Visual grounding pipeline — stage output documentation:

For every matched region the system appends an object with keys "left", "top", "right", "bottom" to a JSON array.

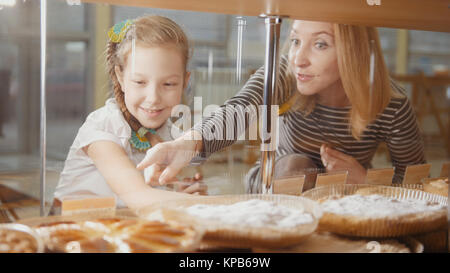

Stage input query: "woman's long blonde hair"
[
  {"left": 105, "top": 15, "right": 190, "bottom": 132},
  {"left": 287, "top": 23, "right": 402, "bottom": 139}
]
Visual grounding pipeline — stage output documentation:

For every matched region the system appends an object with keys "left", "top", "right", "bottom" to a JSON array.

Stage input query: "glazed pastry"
[
  {"left": 0, "top": 228, "right": 38, "bottom": 253},
  {"left": 34, "top": 218, "right": 200, "bottom": 253}
]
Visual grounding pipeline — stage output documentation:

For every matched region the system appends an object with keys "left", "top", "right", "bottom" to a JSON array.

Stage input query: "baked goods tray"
[
  {"left": 17, "top": 209, "right": 138, "bottom": 227},
  {"left": 18, "top": 210, "right": 203, "bottom": 253},
  {"left": 301, "top": 184, "right": 448, "bottom": 238},
  {"left": 137, "top": 194, "right": 323, "bottom": 249}
]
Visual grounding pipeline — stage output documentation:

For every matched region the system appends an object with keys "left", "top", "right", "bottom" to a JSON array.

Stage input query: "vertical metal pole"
[
  {"left": 368, "top": 40, "right": 375, "bottom": 115},
  {"left": 228, "top": 17, "right": 246, "bottom": 190},
  {"left": 40, "top": 0, "right": 47, "bottom": 216},
  {"left": 259, "top": 15, "right": 283, "bottom": 194},
  {"left": 235, "top": 16, "right": 246, "bottom": 85}
]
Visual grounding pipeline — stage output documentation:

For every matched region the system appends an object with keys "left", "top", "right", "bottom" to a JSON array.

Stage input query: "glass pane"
[
  {"left": 405, "top": 30, "right": 450, "bottom": 178},
  {"left": 0, "top": 0, "right": 41, "bottom": 222},
  {"left": 46, "top": 41, "right": 87, "bottom": 160},
  {"left": 114, "top": 7, "right": 228, "bottom": 43},
  {"left": 0, "top": 0, "right": 89, "bottom": 221},
  {"left": 48, "top": 0, "right": 86, "bottom": 33},
  {"left": 0, "top": 43, "right": 19, "bottom": 152},
  {"left": 1, "top": 1, "right": 448, "bottom": 226}
]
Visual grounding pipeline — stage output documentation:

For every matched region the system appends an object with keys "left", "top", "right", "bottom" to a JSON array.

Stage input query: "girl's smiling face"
[
  {"left": 116, "top": 44, "right": 189, "bottom": 129},
  {"left": 288, "top": 20, "right": 343, "bottom": 101}
]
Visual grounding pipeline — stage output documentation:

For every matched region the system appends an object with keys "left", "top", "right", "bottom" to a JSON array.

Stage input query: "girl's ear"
[
  {"left": 114, "top": 65, "right": 125, "bottom": 92},
  {"left": 183, "top": 71, "right": 191, "bottom": 89}
]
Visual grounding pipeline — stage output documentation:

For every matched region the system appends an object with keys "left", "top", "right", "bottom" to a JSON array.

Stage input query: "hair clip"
[{"left": 108, "top": 19, "right": 134, "bottom": 43}]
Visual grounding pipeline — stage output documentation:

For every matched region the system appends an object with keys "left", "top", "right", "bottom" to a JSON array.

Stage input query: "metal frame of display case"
[{"left": 80, "top": 0, "right": 450, "bottom": 32}]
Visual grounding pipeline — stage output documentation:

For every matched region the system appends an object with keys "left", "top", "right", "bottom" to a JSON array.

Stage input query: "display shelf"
[{"left": 81, "top": 0, "right": 450, "bottom": 32}]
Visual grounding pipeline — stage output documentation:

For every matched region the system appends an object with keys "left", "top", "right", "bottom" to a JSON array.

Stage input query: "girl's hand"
[
  {"left": 320, "top": 144, "right": 367, "bottom": 184},
  {"left": 148, "top": 172, "right": 208, "bottom": 195},
  {"left": 137, "top": 130, "right": 203, "bottom": 185},
  {"left": 144, "top": 163, "right": 178, "bottom": 186},
  {"left": 176, "top": 173, "right": 208, "bottom": 195}
]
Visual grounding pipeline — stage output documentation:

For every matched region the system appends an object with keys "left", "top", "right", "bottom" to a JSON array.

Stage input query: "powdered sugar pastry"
[{"left": 184, "top": 199, "right": 314, "bottom": 228}]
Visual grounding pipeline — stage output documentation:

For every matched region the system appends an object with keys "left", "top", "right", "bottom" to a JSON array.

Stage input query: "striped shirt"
[{"left": 193, "top": 55, "right": 426, "bottom": 192}]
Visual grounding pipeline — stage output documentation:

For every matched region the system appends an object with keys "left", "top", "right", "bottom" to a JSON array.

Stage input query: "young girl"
[
  {"left": 54, "top": 15, "right": 205, "bottom": 210},
  {"left": 137, "top": 20, "right": 425, "bottom": 193}
]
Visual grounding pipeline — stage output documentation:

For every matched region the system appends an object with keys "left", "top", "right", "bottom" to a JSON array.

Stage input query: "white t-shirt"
[{"left": 54, "top": 98, "right": 175, "bottom": 208}]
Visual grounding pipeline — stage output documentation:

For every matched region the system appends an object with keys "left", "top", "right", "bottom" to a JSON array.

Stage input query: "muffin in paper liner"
[
  {"left": 301, "top": 184, "right": 448, "bottom": 238},
  {"left": 137, "top": 194, "right": 323, "bottom": 249},
  {"left": 0, "top": 223, "right": 45, "bottom": 253}
]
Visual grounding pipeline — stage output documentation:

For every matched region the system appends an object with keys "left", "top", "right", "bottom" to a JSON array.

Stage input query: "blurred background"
[{"left": 0, "top": 0, "right": 449, "bottom": 220}]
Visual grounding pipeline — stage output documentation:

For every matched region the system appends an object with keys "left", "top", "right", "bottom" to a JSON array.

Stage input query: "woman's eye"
[
  {"left": 133, "top": 80, "right": 145, "bottom": 85},
  {"left": 315, "top": 42, "right": 328, "bottom": 49},
  {"left": 164, "top": 82, "right": 178, "bottom": 87}
]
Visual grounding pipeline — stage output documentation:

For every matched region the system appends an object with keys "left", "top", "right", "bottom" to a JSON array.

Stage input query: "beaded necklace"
[{"left": 129, "top": 127, "right": 157, "bottom": 152}]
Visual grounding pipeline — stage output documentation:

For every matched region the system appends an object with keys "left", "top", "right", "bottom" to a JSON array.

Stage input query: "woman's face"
[
  {"left": 288, "top": 20, "right": 342, "bottom": 97},
  {"left": 116, "top": 45, "right": 188, "bottom": 129}
]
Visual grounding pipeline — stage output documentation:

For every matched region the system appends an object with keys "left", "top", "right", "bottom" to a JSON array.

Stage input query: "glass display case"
[{"left": 0, "top": 0, "right": 448, "bottom": 253}]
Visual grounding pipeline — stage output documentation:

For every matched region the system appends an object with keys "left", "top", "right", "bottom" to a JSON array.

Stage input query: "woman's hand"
[
  {"left": 137, "top": 130, "right": 203, "bottom": 185},
  {"left": 320, "top": 144, "right": 367, "bottom": 184}
]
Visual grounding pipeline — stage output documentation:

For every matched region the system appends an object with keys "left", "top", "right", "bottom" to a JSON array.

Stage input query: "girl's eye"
[
  {"left": 164, "top": 82, "right": 178, "bottom": 87},
  {"left": 133, "top": 80, "right": 145, "bottom": 85},
  {"left": 290, "top": 39, "right": 300, "bottom": 46}
]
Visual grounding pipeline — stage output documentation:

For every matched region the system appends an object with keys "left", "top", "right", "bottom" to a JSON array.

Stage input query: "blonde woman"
[{"left": 138, "top": 20, "right": 425, "bottom": 193}]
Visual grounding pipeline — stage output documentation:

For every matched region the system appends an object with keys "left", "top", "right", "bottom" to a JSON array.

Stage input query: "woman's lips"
[
  {"left": 296, "top": 73, "right": 315, "bottom": 82},
  {"left": 140, "top": 107, "right": 164, "bottom": 118}
]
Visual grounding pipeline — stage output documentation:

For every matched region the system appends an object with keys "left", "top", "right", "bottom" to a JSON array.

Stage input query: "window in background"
[
  {"left": 378, "top": 28, "right": 398, "bottom": 73},
  {"left": 408, "top": 30, "right": 450, "bottom": 75}
]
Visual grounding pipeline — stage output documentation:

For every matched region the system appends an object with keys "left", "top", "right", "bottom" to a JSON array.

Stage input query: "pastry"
[
  {"left": 318, "top": 194, "right": 447, "bottom": 237},
  {"left": 34, "top": 217, "right": 200, "bottom": 253},
  {"left": 0, "top": 225, "right": 41, "bottom": 253},
  {"left": 422, "top": 177, "right": 448, "bottom": 197},
  {"left": 183, "top": 199, "right": 315, "bottom": 229},
  {"left": 254, "top": 232, "right": 414, "bottom": 253},
  {"left": 156, "top": 198, "right": 320, "bottom": 249},
  {"left": 412, "top": 229, "right": 448, "bottom": 252}
]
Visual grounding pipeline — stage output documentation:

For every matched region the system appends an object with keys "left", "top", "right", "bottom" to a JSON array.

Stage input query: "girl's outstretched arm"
[{"left": 84, "top": 140, "right": 193, "bottom": 210}]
